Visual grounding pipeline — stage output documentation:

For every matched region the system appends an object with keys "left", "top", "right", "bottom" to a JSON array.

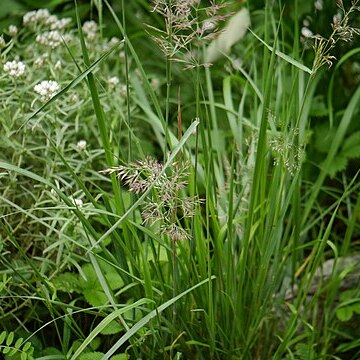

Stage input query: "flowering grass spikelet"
[
  {"left": 149, "top": 0, "right": 229, "bottom": 68},
  {"left": 100, "top": 157, "right": 201, "bottom": 241},
  {"left": 311, "top": 0, "right": 360, "bottom": 72}
]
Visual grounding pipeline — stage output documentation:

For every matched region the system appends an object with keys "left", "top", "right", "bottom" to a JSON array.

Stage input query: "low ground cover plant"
[{"left": 1, "top": 0, "right": 360, "bottom": 359}]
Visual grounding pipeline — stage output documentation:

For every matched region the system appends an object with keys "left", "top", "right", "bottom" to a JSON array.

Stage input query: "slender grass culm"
[{"left": 1, "top": 0, "right": 360, "bottom": 359}]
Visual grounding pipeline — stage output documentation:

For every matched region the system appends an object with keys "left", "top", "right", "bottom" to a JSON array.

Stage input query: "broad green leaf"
[
  {"left": 83, "top": 289, "right": 108, "bottom": 307},
  {"left": 3, "top": 346, "right": 11, "bottom": 354},
  {"left": 70, "top": 299, "right": 151, "bottom": 360},
  {"left": 336, "top": 306, "right": 353, "bottom": 321},
  {"left": 22, "top": 342, "right": 32, "bottom": 352},
  {"left": 15, "top": 337, "right": 23, "bottom": 348},
  {"left": 0, "top": 331, "right": 6, "bottom": 345},
  {"left": 6, "top": 331, "right": 14, "bottom": 346},
  {"left": 52, "top": 273, "right": 81, "bottom": 293},
  {"left": 111, "top": 355, "right": 129, "bottom": 360},
  {"left": 105, "top": 272, "right": 124, "bottom": 291},
  {"left": 100, "top": 320, "right": 122, "bottom": 335},
  {"left": 328, "top": 155, "right": 347, "bottom": 178},
  {"left": 79, "top": 351, "right": 105, "bottom": 360}
]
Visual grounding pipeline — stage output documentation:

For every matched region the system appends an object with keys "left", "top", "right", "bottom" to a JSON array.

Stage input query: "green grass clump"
[{"left": 1, "top": 1, "right": 360, "bottom": 359}]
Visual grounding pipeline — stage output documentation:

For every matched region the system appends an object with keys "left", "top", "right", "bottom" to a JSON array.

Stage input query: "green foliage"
[
  {"left": 314, "top": 124, "right": 360, "bottom": 177},
  {"left": 284, "top": 343, "right": 318, "bottom": 360},
  {"left": 336, "top": 290, "right": 360, "bottom": 322},
  {"left": 52, "top": 261, "right": 124, "bottom": 307},
  {"left": 0, "top": 331, "right": 34, "bottom": 360},
  {"left": 1, "top": 0, "right": 360, "bottom": 359},
  {"left": 78, "top": 352, "right": 104, "bottom": 360},
  {"left": 77, "top": 352, "right": 129, "bottom": 360}
]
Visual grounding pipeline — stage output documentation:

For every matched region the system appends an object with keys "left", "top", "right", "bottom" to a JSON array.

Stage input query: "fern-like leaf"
[{"left": 0, "top": 331, "right": 34, "bottom": 360}]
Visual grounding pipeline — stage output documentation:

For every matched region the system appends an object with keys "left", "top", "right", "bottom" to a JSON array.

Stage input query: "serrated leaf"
[
  {"left": 295, "top": 343, "right": 316, "bottom": 359},
  {"left": 80, "top": 260, "right": 124, "bottom": 292},
  {"left": 79, "top": 351, "right": 105, "bottom": 360},
  {"left": 342, "top": 145, "right": 360, "bottom": 159},
  {"left": 111, "top": 354, "right": 129, "bottom": 360},
  {"left": 52, "top": 272, "right": 81, "bottom": 293},
  {"left": 6, "top": 331, "right": 14, "bottom": 346},
  {"left": 83, "top": 289, "right": 108, "bottom": 307},
  {"left": 79, "top": 264, "right": 100, "bottom": 290},
  {"left": 310, "top": 96, "right": 328, "bottom": 117},
  {"left": 0, "top": 331, "right": 6, "bottom": 345},
  {"left": 354, "top": 306, "right": 360, "bottom": 315},
  {"left": 327, "top": 155, "right": 348, "bottom": 177},
  {"left": 343, "top": 131, "right": 360, "bottom": 151},
  {"left": 105, "top": 272, "right": 124, "bottom": 291},
  {"left": 100, "top": 320, "right": 123, "bottom": 335},
  {"left": 314, "top": 124, "right": 336, "bottom": 153},
  {"left": 336, "top": 305, "right": 353, "bottom": 321}
]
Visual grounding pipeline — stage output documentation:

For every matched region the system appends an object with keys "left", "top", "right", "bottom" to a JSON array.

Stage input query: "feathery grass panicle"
[
  {"left": 312, "top": 0, "right": 360, "bottom": 72},
  {"left": 100, "top": 157, "right": 200, "bottom": 241},
  {"left": 1, "top": 1, "right": 360, "bottom": 359},
  {"left": 148, "top": 0, "right": 228, "bottom": 68}
]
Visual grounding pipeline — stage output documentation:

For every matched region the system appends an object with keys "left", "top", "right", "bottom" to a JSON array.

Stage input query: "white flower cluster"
[
  {"left": 54, "top": 60, "right": 62, "bottom": 70},
  {"left": 8, "top": 25, "right": 18, "bottom": 37},
  {"left": 33, "top": 53, "right": 48, "bottom": 68},
  {"left": 70, "top": 93, "right": 79, "bottom": 103},
  {"left": 23, "top": 9, "right": 51, "bottom": 27},
  {"left": 3, "top": 60, "right": 26, "bottom": 78},
  {"left": 34, "top": 80, "right": 60, "bottom": 102},
  {"left": 50, "top": 17, "right": 72, "bottom": 31},
  {"left": 108, "top": 76, "right": 119, "bottom": 88},
  {"left": 314, "top": 0, "right": 323, "bottom": 11},
  {"left": 202, "top": 20, "right": 216, "bottom": 33},
  {"left": 82, "top": 20, "right": 98, "bottom": 41},
  {"left": 71, "top": 197, "right": 83, "bottom": 208},
  {"left": 36, "top": 30, "right": 62, "bottom": 49},
  {"left": 103, "top": 36, "right": 122, "bottom": 51},
  {"left": 301, "top": 27, "right": 313, "bottom": 38},
  {"left": 23, "top": 8, "right": 71, "bottom": 30},
  {"left": 0, "top": 35, "right": 5, "bottom": 49},
  {"left": 76, "top": 140, "right": 87, "bottom": 152}
]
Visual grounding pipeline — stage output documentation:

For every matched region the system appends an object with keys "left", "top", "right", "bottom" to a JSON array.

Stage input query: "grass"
[{"left": 1, "top": 0, "right": 360, "bottom": 359}]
